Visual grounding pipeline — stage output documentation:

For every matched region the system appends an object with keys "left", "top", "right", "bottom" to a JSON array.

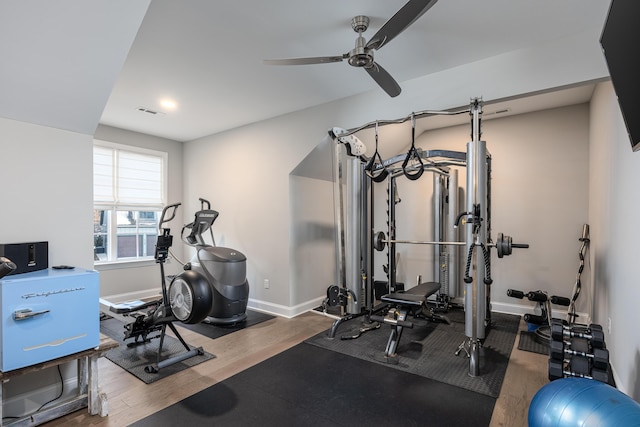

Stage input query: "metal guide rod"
[
  {"left": 386, "top": 239, "right": 466, "bottom": 246},
  {"left": 448, "top": 169, "right": 459, "bottom": 298},
  {"left": 332, "top": 140, "right": 346, "bottom": 295},
  {"left": 433, "top": 174, "right": 443, "bottom": 284},
  {"left": 345, "top": 150, "right": 362, "bottom": 314},
  {"left": 334, "top": 108, "right": 471, "bottom": 138},
  {"left": 466, "top": 98, "right": 486, "bottom": 377},
  {"left": 387, "top": 175, "right": 397, "bottom": 292}
]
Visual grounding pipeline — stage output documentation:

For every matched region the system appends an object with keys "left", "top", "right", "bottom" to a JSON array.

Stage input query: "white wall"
[
  {"left": 93, "top": 125, "right": 184, "bottom": 300},
  {"left": 0, "top": 117, "right": 96, "bottom": 412},
  {"left": 486, "top": 106, "right": 592, "bottom": 315},
  {"left": 589, "top": 81, "right": 640, "bottom": 399},
  {"left": 0, "top": 118, "right": 94, "bottom": 268},
  {"left": 289, "top": 175, "right": 335, "bottom": 306}
]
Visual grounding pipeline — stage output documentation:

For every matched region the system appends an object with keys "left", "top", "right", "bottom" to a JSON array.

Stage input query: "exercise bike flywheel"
[{"left": 168, "top": 270, "right": 212, "bottom": 324}]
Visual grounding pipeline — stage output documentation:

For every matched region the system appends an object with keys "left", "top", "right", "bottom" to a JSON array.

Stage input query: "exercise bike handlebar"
[
  {"left": 199, "top": 198, "right": 211, "bottom": 210},
  {"left": 160, "top": 203, "right": 181, "bottom": 227}
]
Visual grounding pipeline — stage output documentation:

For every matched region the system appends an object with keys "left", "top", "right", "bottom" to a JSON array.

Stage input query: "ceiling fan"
[{"left": 263, "top": 0, "right": 438, "bottom": 98}]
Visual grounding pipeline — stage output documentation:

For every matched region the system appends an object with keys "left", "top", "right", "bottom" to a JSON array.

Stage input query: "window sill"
[{"left": 94, "top": 259, "right": 157, "bottom": 271}]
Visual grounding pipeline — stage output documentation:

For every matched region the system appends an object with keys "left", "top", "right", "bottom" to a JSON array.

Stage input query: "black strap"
[
  {"left": 364, "top": 122, "right": 388, "bottom": 182},
  {"left": 402, "top": 114, "right": 424, "bottom": 180}
]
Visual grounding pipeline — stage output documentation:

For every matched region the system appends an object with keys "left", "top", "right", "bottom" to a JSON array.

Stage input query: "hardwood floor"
[{"left": 42, "top": 311, "right": 548, "bottom": 426}]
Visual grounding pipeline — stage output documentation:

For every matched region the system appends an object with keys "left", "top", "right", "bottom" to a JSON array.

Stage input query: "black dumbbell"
[
  {"left": 548, "top": 359, "right": 609, "bottom": 383},
  {"left": 550, "top": 340, "right": 609, "bottom": 370},
  {"left": 550, "top": 322, "right": 605, "bottom": 349}
]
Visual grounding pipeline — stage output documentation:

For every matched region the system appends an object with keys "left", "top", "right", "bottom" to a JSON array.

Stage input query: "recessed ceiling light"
[{"left": 160, "top": 99, "right": 177, "bottom": 110}]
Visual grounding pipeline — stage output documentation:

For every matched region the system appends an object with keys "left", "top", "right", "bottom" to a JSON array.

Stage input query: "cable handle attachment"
[
  {"left": 364, "top": 121, "right": 388, "bottom": 182},
  {"left": 402, "top": 113, "right": 424, "bottom": 180}
]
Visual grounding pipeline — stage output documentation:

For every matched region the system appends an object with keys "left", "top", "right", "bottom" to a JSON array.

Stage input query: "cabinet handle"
[{"left": 13, "top": 308, "right": 50, "bottom": 321}]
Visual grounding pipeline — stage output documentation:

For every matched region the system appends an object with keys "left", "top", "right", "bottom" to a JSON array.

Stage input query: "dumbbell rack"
[{"left": 548, "top": 318, "right": 610, "bottom": 384}]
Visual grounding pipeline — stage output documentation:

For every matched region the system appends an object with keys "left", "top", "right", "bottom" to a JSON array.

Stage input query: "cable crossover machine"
[{"left": 324, "top": 98, "right": 528, "bottom": 376}]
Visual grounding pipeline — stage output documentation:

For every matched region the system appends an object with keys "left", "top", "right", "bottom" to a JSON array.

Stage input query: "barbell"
[{"left": 373, "top": 231, "right": 528, "bottom": 258}]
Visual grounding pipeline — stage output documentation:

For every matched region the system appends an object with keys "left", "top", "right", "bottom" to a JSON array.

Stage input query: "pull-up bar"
[{"left": 333, "top": 106, "right": 471, "bottom": 138}]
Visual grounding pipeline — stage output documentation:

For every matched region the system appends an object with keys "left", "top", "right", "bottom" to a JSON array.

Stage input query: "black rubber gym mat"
[
  {"left": 175, "top": 309, "right": 275, "bottom": 339},
  {"left": 100, "top": 317, "right": 216, "bottom": 384},
  {"left": 305, "top": 309, "right": 520, "bottom": 398},
  {"left": 131, "top": 342, "right": 495, "bottom": 427},
  {"left": 517, "top": 330, "right": 549, "bottom": 355}
]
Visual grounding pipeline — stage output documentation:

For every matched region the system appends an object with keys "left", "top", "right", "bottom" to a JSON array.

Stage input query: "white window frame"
[{"left": 93, "top": 140, "right": 168, "bottom": 266}]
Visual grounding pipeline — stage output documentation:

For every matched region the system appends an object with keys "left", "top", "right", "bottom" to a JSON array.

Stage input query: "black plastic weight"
[
  {"left": 570, "top": 353, "right": 590, "bottom": 376},
  {"left": 550, "top": 339, "right": 609, "bottom": 370},
  {"left": 550, "top": 322, "right": 605, "bottom": 349},
  {"left": 548, "top": 359, "right": 610, "bottom": 383}
]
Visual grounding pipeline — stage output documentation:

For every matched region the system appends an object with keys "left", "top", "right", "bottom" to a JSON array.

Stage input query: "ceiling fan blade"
[
  {"left": 366, "top": 0, "right": 438, "bottom": 50},
  {"left": 263, "top": 55, "right": 346, "bottom": 66},
  {"left": 364, "top": 62, "right": 401, "bottom": 97}
]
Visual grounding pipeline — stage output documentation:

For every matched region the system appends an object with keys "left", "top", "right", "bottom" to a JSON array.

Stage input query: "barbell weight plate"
[
  {"left": 373, "top": 231, "right": 386, "bottom": 252},
  {"left": 497, "top": 233, "right": 505, "bottom": 258}
]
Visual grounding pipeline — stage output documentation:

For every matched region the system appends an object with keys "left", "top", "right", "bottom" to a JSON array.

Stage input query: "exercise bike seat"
[
  {"left": 381, "top": 282, "right": 440, "bottom": 306},
  {"left": 109, "top": 299, "right": 159, "bottom": 314}
]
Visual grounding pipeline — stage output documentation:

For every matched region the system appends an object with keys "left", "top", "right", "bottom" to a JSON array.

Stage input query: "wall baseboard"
[
  {"left": 247, "top": 296, "right": 326, "bottom": 318},
  {"left": 101, "top": 290, "right": 327, "bottom": 319},
  {"left": 491, "top": 301, "right": 590, "bottom": 325}
]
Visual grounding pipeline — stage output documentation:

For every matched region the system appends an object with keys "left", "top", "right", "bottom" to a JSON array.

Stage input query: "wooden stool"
[{"left": 0, "top": 334, "right": 118, "bottom": 426}]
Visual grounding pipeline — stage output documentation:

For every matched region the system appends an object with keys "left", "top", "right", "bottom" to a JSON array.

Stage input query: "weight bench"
[{"left": 370, "top": 282, "right": 443, "bottom": 363}]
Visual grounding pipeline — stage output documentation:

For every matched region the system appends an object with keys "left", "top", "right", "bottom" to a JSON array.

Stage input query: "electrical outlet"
[
  {"left": 264, "top": 279, "right": 270, "bottom": 289},
  {"left": 607, "top": 317, "right": 612, "bottom": 334}
]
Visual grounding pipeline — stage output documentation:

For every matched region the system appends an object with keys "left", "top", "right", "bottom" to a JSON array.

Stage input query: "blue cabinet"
[{"left": 0, "top": 268, "right": 100, "bottom": 371}]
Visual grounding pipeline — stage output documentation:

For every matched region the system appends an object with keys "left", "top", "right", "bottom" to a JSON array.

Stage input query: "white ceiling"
[{"left": 1, "top": 1, "right": 611, "bottom": 142}]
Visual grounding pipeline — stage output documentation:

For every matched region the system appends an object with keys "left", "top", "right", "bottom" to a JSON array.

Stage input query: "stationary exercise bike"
[
  {"left": 177, "top": 198, "right": 250, "bottom": 325},
  {"left": 115, "top": 202, "right": 212, "bottom": 373}
]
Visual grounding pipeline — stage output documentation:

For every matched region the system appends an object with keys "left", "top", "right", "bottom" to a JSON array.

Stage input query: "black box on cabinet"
[{"left": 0, "top": 241, "right": 48, "bottom": 275}]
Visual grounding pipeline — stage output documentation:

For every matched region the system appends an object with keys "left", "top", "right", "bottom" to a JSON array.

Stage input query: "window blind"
[{"left": 93, "top": 144, "right": 165, "bottom": 208}]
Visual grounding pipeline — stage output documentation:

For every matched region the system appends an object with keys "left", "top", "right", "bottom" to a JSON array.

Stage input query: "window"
[{"left": 93, "top": 141, "right": 167, "bottom": 264}]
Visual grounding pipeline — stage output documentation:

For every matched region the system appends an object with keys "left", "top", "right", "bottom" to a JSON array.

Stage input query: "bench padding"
[{"left": 381, "top": 282, "right": 440, "bottom": 306}]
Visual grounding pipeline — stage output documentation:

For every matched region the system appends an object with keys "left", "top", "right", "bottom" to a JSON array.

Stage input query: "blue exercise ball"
[{"left": 528, "top": 377, "right": 640, "bottom": 426}]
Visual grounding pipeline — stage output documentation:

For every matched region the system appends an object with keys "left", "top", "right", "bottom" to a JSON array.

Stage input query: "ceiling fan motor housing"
[{"left": 348, "top": 35, "right": 374, "bottom": 67}]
